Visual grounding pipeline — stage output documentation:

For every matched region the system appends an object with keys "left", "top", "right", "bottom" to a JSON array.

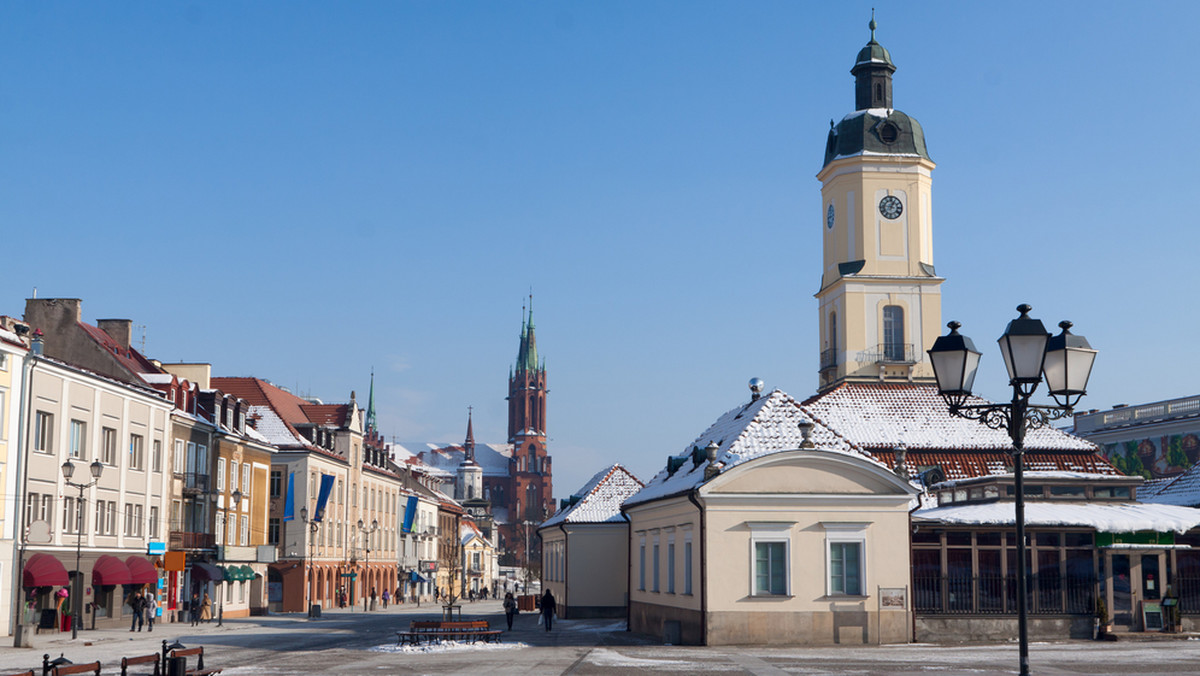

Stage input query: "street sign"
[{"left": 341, "top": 573, "right": 357, "bottom": 579}]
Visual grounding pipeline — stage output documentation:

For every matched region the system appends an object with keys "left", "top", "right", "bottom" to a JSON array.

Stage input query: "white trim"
[
  {"left": 823, "top": 522, "right": 869, "bottom": 597},
  {"left": 748, "top": 521, "right": 793, "bottom": 597}
]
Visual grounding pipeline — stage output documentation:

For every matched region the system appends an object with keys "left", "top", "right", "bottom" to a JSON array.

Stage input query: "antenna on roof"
[{"left": 135, "top": 324, "right": 147, "bottom": 353}]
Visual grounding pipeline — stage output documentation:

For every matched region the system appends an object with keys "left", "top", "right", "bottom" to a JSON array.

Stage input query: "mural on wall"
[{"left": 1102, "top": 434, "right": 1200, "bottom": 479}]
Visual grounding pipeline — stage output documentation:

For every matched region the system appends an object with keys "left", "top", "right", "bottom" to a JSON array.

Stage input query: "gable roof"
[
  {"left": 624, "top": 388, "right": 876, "bottom": 508},
  {"left": 1143, "top": 462, "right": 1200, "bottom": 507},
  {"left": 541, "top": 464, "right": 643, "bottom": 528}
]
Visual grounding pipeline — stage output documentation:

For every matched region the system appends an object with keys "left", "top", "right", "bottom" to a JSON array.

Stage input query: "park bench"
[
  {"left": 40, "top": 655, "right": 100, "bottom": 676},
  {"left": 166, "top": 647, "right": 221, "bottom": 676},
  {"left": 120, "top": 653, "right": 160, "bottom": 676},
  {"left": 395, "top": 620, "right": 501, "bottom": 646},
  {"left": 1, "top": 670, "right": 33, "bottom": 676}
]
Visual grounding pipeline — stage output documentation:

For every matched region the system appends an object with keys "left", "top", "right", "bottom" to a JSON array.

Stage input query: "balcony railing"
[
  {"left": 169, "top": 530, "right": 215, "bottom": 550},
  {"left": 914, "top": 574, "right": 1095, "bottom": 615},
  {"left": 863, "top": 342, "right": 918, "bottom": 365},
  {"left": 820, "top": 348, "right": 838, "bottom": 371},
  {"left": 182, "top": 473, "right": 210, "bottom": 493}
]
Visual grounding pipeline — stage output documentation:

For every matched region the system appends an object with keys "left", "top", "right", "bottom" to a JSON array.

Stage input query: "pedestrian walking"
[
  {"left": 381, "top": 588, "right": 389, "bottom": 609},
  {"left": 189, "top": 591, "right": 201, "bottom": 626},
  {"left": 503, "top": 592, "right": 517, "bottom": 631},
  {"left": 144, "top": 592, "right": 158, "bottom": 632},
  {"left": 540, "top": 589, "right": 556, "bottom": 632},
  {"left": 370, "top": 587, "right": 377, "bottom": 611},
  {"left": 395, "top": 586, "right": 402, "bottom": 605},
  {"left": 200, "top": 592, "right": 212, "bottom": 623},
  {"left": 128, "top": 591, "right": 145, "bottom": 632}
]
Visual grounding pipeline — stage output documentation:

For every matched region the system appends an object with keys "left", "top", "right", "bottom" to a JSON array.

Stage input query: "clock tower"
[{"left": 815, "top": 17, "right": 944, "bottom": 391}]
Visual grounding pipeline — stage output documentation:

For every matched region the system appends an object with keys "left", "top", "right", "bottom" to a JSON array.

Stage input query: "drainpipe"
[
  {"left": 558, "top": 522, "right": 568, "bottom": 618},
  {"left": 620, "top": 507, "right": 631, "bottom": 632},
  {"left": 10, "top": 338, "right": 37, "bottom": 646},
  {"left": 686, "top": 488, "right": 706, "bottom": 646}
]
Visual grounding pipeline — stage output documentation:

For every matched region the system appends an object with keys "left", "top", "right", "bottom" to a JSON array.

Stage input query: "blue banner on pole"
[
  {"left": 282, "top": 472, "right": 295, "bottom": 522},
  {"left": 313, "top": 474, "right": 336, "bottom": 522},
  {"left": 402, "top": 496, "right": 417, "bottom": 534}
]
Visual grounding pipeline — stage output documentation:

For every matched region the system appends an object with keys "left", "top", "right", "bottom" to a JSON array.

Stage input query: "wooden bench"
[
  {"left": 40, "top": 655, "right": 100, "bottom": 676},
  {"left": 166, "top": 647, "right": 221, "bottom": 676},
  {"left": 395, "top": 620, "right": 501, "bottom": 646},
  {"left": 1, "top": 670, "right": 33, "bottom": 676},
  {"left": 120, "top": 653, "right": 160, "bottom": 676}
]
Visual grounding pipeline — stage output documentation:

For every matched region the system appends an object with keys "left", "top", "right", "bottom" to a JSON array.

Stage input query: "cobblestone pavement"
[{"left": 2, "top": 600, "right": 1199, "bottom": 675}]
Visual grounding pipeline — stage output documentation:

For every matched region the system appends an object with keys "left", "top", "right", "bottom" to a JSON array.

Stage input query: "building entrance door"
[{"left": 1103, "top": 550, "right": 1167, "bottom": 631}]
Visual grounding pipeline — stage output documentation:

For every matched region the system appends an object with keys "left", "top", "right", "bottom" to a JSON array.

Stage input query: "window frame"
[
  {"left": 69, "top": 419, "right": 86, "bottom": 458},
  {"left": 748, "top": 521, "right": 794, "bottom": 597},
  {"left": 102, "top": 427, "right": 118, "bottom": 465},
  {"left": 129, "top": 433, "right": 145, "bottom": 471},
  {"left": 34, "top": 411, "right": 54, "bottom": 453},
  {"left": 823, "top": 522, "right": 869, "bottom": 597}
]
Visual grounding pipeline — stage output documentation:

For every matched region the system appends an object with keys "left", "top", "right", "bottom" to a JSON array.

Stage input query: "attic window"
[{"left": 879, "top": 122, "right": 898, "bottom": 144}]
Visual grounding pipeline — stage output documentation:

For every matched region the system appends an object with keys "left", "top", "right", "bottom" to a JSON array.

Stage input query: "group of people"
[
  {"left": 125, "top": 589, "right": 159, "bottom": 632},
  {"left": 188, "top": 590, "right": 213, "bottom": 626},
  {"left": 503, "top": 589, "right": 556, "bottom": 632}
]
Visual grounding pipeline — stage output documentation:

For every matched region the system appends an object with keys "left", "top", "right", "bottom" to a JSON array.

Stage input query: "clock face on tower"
[
  {"left": 826, "top": 204, "right": 835, "bottom": 230},
  {"left": 879, "top": 195, "right": 903, "bottom": 220}
]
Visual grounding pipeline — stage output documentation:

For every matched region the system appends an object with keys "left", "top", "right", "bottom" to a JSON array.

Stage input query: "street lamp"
[
  {"left": 357, "top": 519, "right": 378, "bottom": 610},
  {"left": 928, "top": 304, "right": 1096, "bottom": 676},
  {"left": 61, "top": 459, "right": 103, "bottom": 640},
  {"left": 300, "top": 506, "right": 320, "bottom": 618},
  {"left": 217, "top": 489, "right": 242, "bottom": 627}
]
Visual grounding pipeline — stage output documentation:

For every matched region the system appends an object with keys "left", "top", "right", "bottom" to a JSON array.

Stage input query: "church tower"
[
  {"left": 506, "top": 302, "right": 551, "bottom": 522},
  {"left": 816, "top": 16, "right": 943, "bottom": 391}
]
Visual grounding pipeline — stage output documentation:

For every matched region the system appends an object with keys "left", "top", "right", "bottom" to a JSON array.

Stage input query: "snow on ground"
[
  {"left": 558, "top": 620, "right": 626, "bottom": 633},
  {"left": 370, "top": 640, "right": 529, "bottom": 654},
  {"left": 583, "top": 647, "right": 736, "bottom": 671}
]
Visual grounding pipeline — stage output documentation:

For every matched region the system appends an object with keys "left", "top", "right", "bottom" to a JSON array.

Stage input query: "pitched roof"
[
  {"left": 541, "top": 464, "right": 643, "bottom": 528},
  {"left": 913, "top": 501, "right": 1200, "bottom": 534},
  {"left": 624, "top": 388, "right": 874, "bottom": 508},
  {"left": 803, "top": 383, "right": 1101, "bottom": 452},
  {"left": 411, "top": 442, "right": 513, "bottom": 477},
  {"left": 1143, "top": 462, "right": 1200, "bottom": 507}
]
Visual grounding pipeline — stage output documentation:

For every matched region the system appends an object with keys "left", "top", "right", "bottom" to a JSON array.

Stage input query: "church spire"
[
  {"left": 851, "top": 11, "right": 896, "bottom": 110},
  {"left": 464, "top": 406, "right": 476, "bottom": 463},
  {"left": 365, "top": 369, "right": 377, "bottom": 433}
]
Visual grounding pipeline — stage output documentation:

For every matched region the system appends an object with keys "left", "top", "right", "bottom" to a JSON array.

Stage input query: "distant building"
[
  {"left": 1074, "top": 395, "right": 1200, "bottom": 481},
  {"left": 539, "top": 464, "right": 643, "bottom": 619}
]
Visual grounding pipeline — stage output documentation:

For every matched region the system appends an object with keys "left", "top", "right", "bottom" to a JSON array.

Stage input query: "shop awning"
[
  {"left": 23, "top": 553, "right": 69, "bottom": 587},
  {"left": 125, "top": 557, "right": 159, "bottom": 585},
  {"left": 92, "top": 555, "right": 132, "bottom": 586},
  {"left": 408, "top": 571, "right": 428, "bottom": 583},
  {"left": 191, "top": 562, "right": 225, "bottom": 582},
  {"left": 224, "top": 565, "right": 254, "bottom": 582}
]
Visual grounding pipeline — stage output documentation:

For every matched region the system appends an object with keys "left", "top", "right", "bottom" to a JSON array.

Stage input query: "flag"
[
  {"left": 402, "top": 496, "right": 417, "bottom": 534},
  {"left": 313, "top": 474, "right": 336, "bottom": 522},
  {"left": 282, "top": 472, "right": 295, "bottom": 522}
]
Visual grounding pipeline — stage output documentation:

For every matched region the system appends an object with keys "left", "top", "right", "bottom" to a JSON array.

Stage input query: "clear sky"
[{"left": 4, "top": 2, "right": 1199, "bottom": 498}]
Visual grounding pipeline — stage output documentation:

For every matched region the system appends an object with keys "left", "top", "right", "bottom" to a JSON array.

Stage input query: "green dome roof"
[
  {"left": 854, "top": 41, "right": 894, "bottom": 71},
  {"left": 823, "top": 109, "right": 931, "bottom": 167}
]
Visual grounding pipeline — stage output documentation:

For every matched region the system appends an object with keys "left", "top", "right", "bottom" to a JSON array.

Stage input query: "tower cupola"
[{"left": 851, "top": 15, "right": 896, "bottom": 111}]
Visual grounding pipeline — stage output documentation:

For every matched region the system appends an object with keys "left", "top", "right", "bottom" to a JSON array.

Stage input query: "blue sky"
[{"left": 4, "top": 2, "right": 1199, "bottom": 497}]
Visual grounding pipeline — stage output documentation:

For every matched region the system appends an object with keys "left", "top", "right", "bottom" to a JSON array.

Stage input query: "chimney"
[
  {"left": 23, "top": 298, "right": 83, "bottom": 342},
  {"left": 97, "top": 319, "right": 133, "bottom": 351}
]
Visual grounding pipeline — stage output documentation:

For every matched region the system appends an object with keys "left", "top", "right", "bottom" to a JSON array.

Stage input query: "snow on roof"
[
  {"left": 541, "top": 464, "right": 644, "bottom": 528},
  {"left": 247, "top": 405, "right": 308, "bottom": 448},
  {"left": 1143, "top": 463, "right": 1200, "bottom": 507},
  {"left": 625, "top": 388, "right": 877, "bottom": 508},
  {"left": 139, "top": 373, "right": 175, "bottom": 385},
  {"left": 913, "top": 501, "right": 1200, "bottom": 533},
  {"left": 415, "top": 442, "right": 512, "bottom": 477},
  {"left": 803, "top": 383, "right": 1100, "bottom": 452},
  {"left": 931, "top": 471, "right": 1133, "bottom": 489}
]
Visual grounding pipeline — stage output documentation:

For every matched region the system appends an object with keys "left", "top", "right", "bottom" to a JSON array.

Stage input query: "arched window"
[{"left": 883, "top": 305, "right": 905, "bottom": 361}]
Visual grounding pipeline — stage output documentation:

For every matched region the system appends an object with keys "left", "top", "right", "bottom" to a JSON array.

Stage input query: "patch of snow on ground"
[
  {"left": 370, "top": 640, "right": 529, "bottom": 654},
  {"left": 561, "top": 620, "right": 626, "bottom": 633},
  {"left": 584, "top": 648, "right": 730, "bottom": 671}
]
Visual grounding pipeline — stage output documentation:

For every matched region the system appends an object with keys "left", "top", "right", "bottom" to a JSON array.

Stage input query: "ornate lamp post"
[
  {"left": 300, "top": 506, "right": 320, "bottom": 618},
  {"left": 61, "top": 459, "right": 103, "bottom": 640},
  {"left": 928, "top": 305, "right": 1097, "bottom": 676},
  {"left": 357, "top": 519, "right": 378, "bottom": 610}
]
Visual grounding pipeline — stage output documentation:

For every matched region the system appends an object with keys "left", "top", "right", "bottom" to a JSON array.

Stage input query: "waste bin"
[
  {"left": 165, "top": 656, "right": 187, "bottom": 676},
  {"left": 308, "top": 603, "right": 321, "bottom": 618}
]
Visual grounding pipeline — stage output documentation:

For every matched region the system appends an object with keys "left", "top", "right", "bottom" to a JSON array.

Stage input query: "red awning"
[
  {"left": 92, "top": 555, "right": 132, "bottom": 586},
  {"left": 23, "top": 553, "right": 69, "bottom": 587},
  {"left": 125, "top": 556, "right": 159, "bottom": 585}
]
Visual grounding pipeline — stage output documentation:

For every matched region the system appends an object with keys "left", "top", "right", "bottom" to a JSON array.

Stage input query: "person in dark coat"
[
  {"left": 540, "top": 590, "right": 556, "bottom": 632},
  {"left": 503, "top": 592, "right": 517, "bottom": 630},
  {"left": 128, "top": 591, "right": 145, "bottom": 632}
]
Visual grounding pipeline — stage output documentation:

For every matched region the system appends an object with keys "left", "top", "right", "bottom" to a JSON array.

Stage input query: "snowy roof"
[
  {"left": 931, "top": 471, "right": 1135, "bottom": 489},
  {"left": 140, "top": 373, "right": 175, "bottom": 385},
  {"left": 1143, "top": 462, "right": 1200, "bottom": 507},
  {"left": 541, "top": 464, "right": 644, "bottom": 528},
  {"left": 804, "top": 383, "right": 1101, "bottom": 453},
  {"left": 247, "top": 404, "right": 308, "bottom": 448},
  {"left": 913, "top": 501, "right": 1200, "bottom": 534},
  {"left": 624, "top": 388, "right": 879, "bottom": 508},
  {"left": 413, "top": 442, "right": 513, "bottom": 477}
]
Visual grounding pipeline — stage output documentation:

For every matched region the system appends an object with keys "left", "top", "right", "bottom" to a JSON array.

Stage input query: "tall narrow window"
[
  {"left": 829, "top": 543, "right": 862, "bottom": 595},
  {"left": 829, "top": 312, "right": 838, "bottom": 353},
  {"left": 69, "top": 420, "right": 86, "bottom": 458},
  {"left": 129, "top": 433, "right": 145, "bottom": 470},
  {"left": 152, "top": 440, "right": 162, "bottom": 473},
  {"left": 102, "top": 427, "right": 117, "bottom": 465},
  {"left": 684, "top": 537, "right": 693, "bottom": 595},
  {"left": 652, "top": 539, "right": 661, "bottom": 592},
  {"left": 638, "top": 538, "right": 646, "bottom": 591},
  {"left": 174, "top": 439, "right": 186, "bottom": 474},
  {"left": 667, "top": 537, "right": 676, "bottom": 594},
  {"left": 755, "top": 542, "right": 787, "bottom": 595},
  {"left": 883, "top": 305, "right": 905, "bottom": 361},
  {"left": 34, "top": 411, "right": 53, "bottom": 453}
]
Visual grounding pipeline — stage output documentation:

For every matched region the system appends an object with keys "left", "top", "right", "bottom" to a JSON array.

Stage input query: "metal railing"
[
  {"left": 182, "top": 473, "right": 210, "bottom": 492},
  {"left": 1074, "top": 395, "right": 1200, "bottom": 433},
  {"left": 820, "top": 348, "right": 838, "bottom": 371},
  {"left": 169, "top": 529, "right": 215, "bottom": 550},
  {"left": 1177, "top": 575, "right": 1200, "bottom": 614},
  {"left": 914, "top": 574, "right": 1095, "bottom": 615},
  {"left": 862, "top": 343, "right": 918, "bottom": 365}
]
